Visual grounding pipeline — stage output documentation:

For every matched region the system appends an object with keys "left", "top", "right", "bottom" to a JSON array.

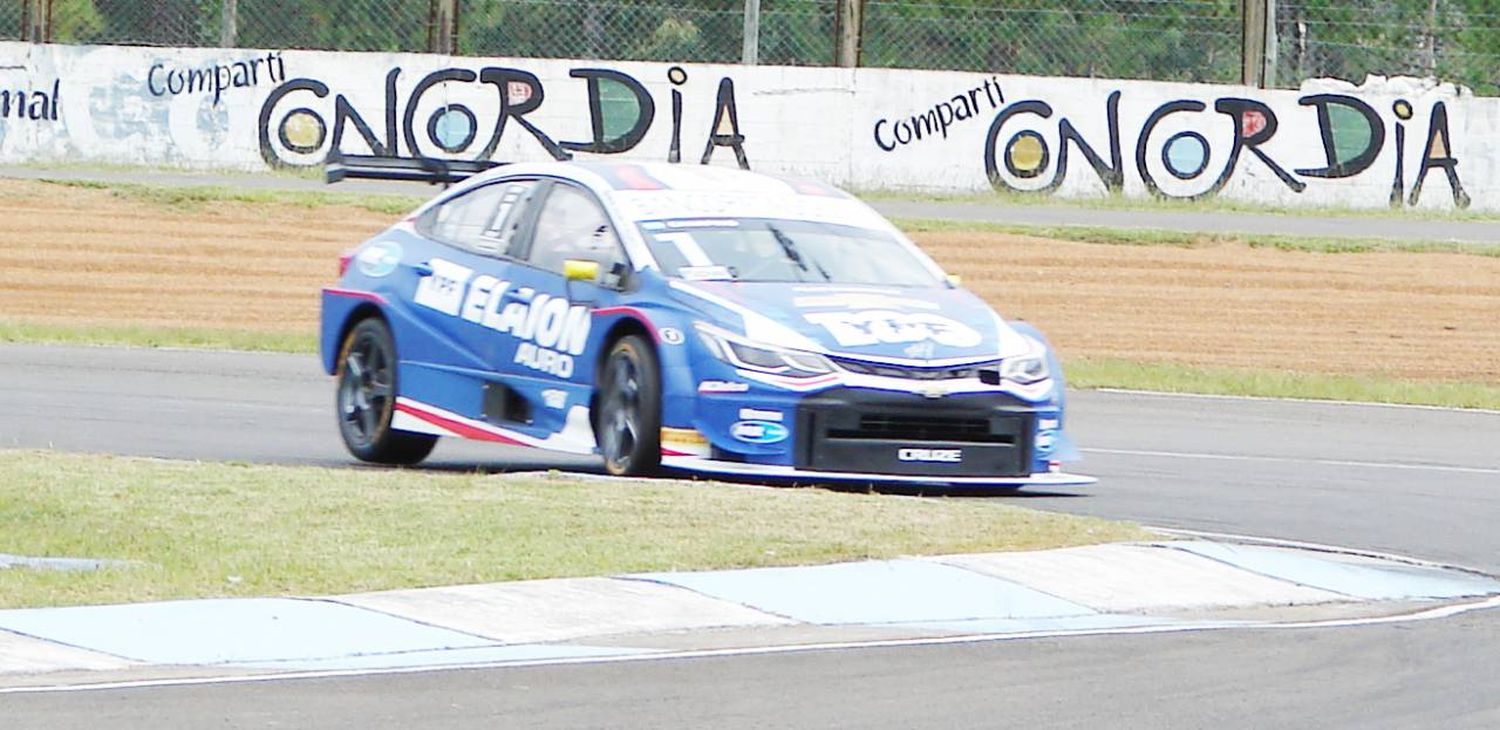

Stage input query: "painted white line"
[
  {"left": 1089, "top": 388, "right": 1500, "bottom": 416},
  {"left": 6, "top": 593, "right": 1500, "bottom": 696},
  {"left": 1083, "top": 447, "right": 1500, "bottom": 476}
]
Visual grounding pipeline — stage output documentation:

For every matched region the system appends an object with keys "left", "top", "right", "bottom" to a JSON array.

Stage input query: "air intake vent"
[{"left": 828, "top": 414, "right": 1015, "bottom": 444}]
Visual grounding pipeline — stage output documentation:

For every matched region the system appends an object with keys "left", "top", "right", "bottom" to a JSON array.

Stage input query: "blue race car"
[{"left": 320, "top": 156, "right": 1094, "bottom": 488}]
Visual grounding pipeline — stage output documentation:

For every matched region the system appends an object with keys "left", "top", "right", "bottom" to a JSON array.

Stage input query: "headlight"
[
  {"left": 999, "top": 353, "right": 1050, "bottom": 385},
  {"left": 696, "top": 323, "right": 834, "bottom": 377}
]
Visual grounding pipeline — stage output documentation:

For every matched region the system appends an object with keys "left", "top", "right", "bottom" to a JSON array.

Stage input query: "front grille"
[
  {"left": 796, "top": 389, "right": 1035, "bottom": 478},
  {"left": 831, "top": 358, "right": 992, "bottom": 381},
  {"left": 828, "top": 415, "right": 1013, "bottom": 444}
]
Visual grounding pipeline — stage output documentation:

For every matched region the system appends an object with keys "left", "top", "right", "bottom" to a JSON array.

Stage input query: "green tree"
[
  {"left": 1278, "top": 0, "right": 1499, "bottom": 93},
  {"left": 48, "top": 0, "right": 105, "bottom": 42}
]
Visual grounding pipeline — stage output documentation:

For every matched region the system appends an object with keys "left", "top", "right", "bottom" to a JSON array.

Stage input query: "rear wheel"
[
  {"left": 597, "top": 335, "right": 662, "bottom": 476},
  {"left": 336, "top": 317, "right": 436, "bottom": 465}
]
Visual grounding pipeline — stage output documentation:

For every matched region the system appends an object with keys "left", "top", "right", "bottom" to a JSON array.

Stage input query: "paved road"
[
  {"left": 4, "top": 344, "right": 1496, "bottom": 568},
  {"left": 7, "top": 164, "right": 1500, "bottom": 245},
  {"left": 3, "top": 345, "right": 1499, "bottom": 726},
  {"left": 9, "top": 617, "right": 1500, "bottom": 729}
]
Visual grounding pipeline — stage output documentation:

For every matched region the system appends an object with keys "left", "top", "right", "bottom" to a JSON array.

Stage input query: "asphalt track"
[{"left": 3, "top": 343, "right": 1500, "bottom": 727}]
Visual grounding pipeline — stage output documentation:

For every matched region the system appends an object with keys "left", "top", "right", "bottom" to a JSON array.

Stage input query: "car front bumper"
[{"left": 672, "top": 385, "right": 1089, "bottom": 487}]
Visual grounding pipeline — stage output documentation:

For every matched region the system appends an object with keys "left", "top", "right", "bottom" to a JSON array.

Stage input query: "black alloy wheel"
[
  {"left": 336, "top": 317, "right": 437, "bottom": 465},
  {"left": 597, "top": 335, "right": 662, "bottom": 476}
]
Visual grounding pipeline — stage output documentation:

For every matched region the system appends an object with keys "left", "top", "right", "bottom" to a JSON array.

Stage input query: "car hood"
[{"left": 667, "top": 280, "right": 1034, "bottom": 364}]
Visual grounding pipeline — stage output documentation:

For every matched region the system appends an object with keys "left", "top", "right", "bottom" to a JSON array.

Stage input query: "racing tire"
[
  {"left": 597, "top": 334, "right": 662, "bottom": 477},
  {"left": 336, "top": 317, "right": 437, "bottom": 465}
]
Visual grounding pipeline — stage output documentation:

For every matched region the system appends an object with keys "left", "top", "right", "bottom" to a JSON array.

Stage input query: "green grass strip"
[
  {"left": 28, "top": 177, "right": 1490, "bottom": 256},
  {"left": 0, "top": 450, "right": 1145, "bottom": 608},
  {"left": 1068, "top": 357, "right": 1500, "bottom": 411},
  {"left": 38, "top": 178, "right": 426, "bottom": 216},
  {"left": 0, "top": 321, "right": 317, "bottom": 353},
  {"left": 17, "top": 161, "right": 1497, "bottom": 221},
  {"left": 896, "top": 218, "right": 1500, "bottom": 257},
  {"left": 863, "top": 187, "right": 1500, "bottom": 222}
]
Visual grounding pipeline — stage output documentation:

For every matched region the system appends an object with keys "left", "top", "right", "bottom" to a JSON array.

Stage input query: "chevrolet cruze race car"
[{"left": 319, "top": 156, "right": 1094, "bottom": 488}]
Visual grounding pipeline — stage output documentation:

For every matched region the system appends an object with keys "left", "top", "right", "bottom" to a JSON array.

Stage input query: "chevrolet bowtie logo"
[{"left": 904, "top": 341, "right": 936, "bottom": 360}]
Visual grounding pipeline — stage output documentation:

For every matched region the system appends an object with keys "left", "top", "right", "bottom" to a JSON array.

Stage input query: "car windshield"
[{"left": 637, "top": 218, "right": 943, "bottom": 286}]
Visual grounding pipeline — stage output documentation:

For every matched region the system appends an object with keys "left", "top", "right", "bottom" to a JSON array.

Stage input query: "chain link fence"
[
  {"left": 14, "top": 0, "right": 439, "bottom": 50},
  {"left": 860, "top": 0, "right": 1240, "bottom": 82},
  {"left": 459, "top": 0, "right": 746, "bottom": 64},
  {"left": 12, "top": 0, "right": 1500, "bottom": 92},
  {"left": 1, "top": 1, "right": 21, "bottom": 41},
  {"left": 1278, "top": 1, "right": 1500, "bottom": 95},
  {"left": 457, "top": 0, "right": 835, "bottom": 66},
  {"left": 238, "top": 0, "right": 434, "bottom": 53}
]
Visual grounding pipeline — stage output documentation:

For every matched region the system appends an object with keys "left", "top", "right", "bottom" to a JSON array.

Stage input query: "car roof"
[{"left": 470, "top": 161, "right": 891, "bottom": 230}]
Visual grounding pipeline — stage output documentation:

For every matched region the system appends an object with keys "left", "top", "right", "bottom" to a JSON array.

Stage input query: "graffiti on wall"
[
  {"left": 2, "top": 43, "right": 1494, "bottom": 212},
  {"left": 872, "top": 76, "right": 1004, "bottom": 151},
  {"left": 148, "top": 52, "right": 287, "bottom": 106},
  {"left": 968, "top": 89, "right": 1469, "bottom": 208},
  {"left": 1, "top": 79, "right": 61, "bottom": 122},
  {"left": 257, "top": 63, "right": 750, "bottom": 170}
]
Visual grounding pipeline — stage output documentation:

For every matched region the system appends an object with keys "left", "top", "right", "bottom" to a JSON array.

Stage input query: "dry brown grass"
[
  {"left": 1, "top": 179, "right": 1494, "bottom": 383},
  {"left": 922, "top": 231, "right": 1500, "bottom": 381},
  {"left": 0, "top": 180, "right": 381, "bottom": 335}
]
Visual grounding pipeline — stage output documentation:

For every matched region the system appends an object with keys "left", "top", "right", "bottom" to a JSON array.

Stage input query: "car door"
[
  {"left": 494, "top": 181, "right": 631, "bottom": 436},
  {"left": 403, "top": 178, "right": 538, "bottom": 373}
]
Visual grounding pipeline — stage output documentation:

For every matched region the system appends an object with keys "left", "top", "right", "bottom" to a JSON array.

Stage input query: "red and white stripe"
[{"left": 392, "top": 397, "right": 596, "bottom": 454}]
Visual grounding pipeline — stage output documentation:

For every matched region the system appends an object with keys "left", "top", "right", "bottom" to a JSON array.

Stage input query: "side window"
[
  {"left": 526, "top": 185, "right": 626, "bottom": 282},
  {"left": 417, "top": 180, "right": 536, "bottom": 255}
]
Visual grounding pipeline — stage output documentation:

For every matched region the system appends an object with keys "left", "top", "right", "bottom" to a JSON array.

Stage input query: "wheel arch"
[
  {"left": 327, "top": 302, "right": 389, "bottom": 375},
  {"left": 589, "top": 317, "right": 657, "bottom": 429}
]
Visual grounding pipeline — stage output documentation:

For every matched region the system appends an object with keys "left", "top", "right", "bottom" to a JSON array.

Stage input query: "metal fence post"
[
  {"left": 835, "top": 0, "right": 862, "bottom": 67},
  {"left": 742, "top": 0, "right": 760, "bottom": 65},
  {"left": 1241, "top": 0, "right": 1275, "bottom": 87},
  {"left": 1263, "top": 0, "right": 1278, "bottom": 87},
  {"left": 220, "top": 0, "right": 238, "bottom": 48},
  {"left": 1425, "top": 0, "right": 1439, "bottom": 76},
  {"left": 22, "top": 0, "right": 51, "bottom": 42},
  {"left": 430, "top": 0, "right": 458, "bottom": 54}
]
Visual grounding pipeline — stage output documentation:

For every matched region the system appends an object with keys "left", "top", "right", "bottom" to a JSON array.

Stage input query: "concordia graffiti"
[
  {"left": 970, "top": 88, "right": 1469, "bottom": 208},
  {"left": 257, "top": 63, "right": 750, "bottom": 170}
]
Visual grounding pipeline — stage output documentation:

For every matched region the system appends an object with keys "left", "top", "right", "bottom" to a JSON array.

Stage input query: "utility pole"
[
  {"left": 742, "top": 0, "right": 761, "bottom": 65},
  {"left": 834, "top": 0, "right": 863, "bottom": 67},
  {"left": 1241, "top": 0, "right": 1277, "bottom": 87},
  {"left": 220, "top": 0, "right": 238, "bottom": 48}
]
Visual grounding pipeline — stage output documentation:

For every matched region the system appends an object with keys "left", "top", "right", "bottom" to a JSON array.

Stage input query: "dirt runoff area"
[{"left": 0, "top": 179, "right": 1495, "bottom": 383}]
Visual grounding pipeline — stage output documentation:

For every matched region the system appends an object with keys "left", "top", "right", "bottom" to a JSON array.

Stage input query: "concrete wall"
[{"left": 0, "top": 42, "right": 1492, "bottom": 212}]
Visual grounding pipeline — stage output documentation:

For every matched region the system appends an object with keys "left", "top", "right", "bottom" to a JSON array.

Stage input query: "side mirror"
[
  {"left": 946, "top": 274, "right": 963, "bottom": 287},
  {"left": 564, "top": 259, "right": 601, "bottom": 283}
]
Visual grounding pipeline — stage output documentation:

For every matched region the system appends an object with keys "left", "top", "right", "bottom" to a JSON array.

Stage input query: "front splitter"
[{"left": 659, "top": 455, "right": 1097, "bottom": 487}]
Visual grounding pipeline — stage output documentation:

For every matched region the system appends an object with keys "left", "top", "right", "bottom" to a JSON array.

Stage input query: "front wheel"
[
  {"left": 597, "top": 335, "right": 662, "bottom": 476},
  {"left": 336, "top": 317, "right": 437, "bottom": 465}
]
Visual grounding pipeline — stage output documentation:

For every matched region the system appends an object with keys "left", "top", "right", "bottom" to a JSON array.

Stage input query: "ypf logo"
[{"left": 805, "top": 310, "right": 982, "bottom": 349}]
